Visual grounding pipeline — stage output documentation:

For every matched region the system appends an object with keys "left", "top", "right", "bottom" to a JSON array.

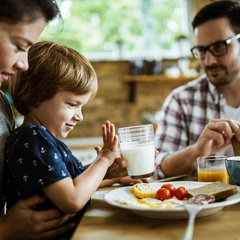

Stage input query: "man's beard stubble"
[{"left": 205, "top": 64, "right": 232, "bottom": 87}]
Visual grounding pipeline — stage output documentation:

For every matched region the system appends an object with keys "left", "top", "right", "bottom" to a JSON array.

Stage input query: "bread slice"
[
  {"left": 231, "top": 135, "right": 240, "bottom": 156},
  {"left": 188, "top": 181, "right": 237, "bottom": 201},
  {"left": 131, "top": 183, "right": 156, "bottom": 199}
]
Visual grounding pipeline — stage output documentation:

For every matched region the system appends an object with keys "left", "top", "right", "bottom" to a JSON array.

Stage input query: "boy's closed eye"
[{"left": 68, "top": 103, "right": 77, "bottom": 107}]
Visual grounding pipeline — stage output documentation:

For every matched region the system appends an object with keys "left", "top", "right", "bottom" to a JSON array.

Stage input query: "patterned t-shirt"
[
  {"left": 4, "top": 124, "right": 85, "bottom": 211},
  {"left": 154, "top": 75, "right": 236, "bottom": 178}
]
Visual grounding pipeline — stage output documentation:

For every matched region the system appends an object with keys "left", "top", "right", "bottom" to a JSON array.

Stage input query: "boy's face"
[{"left": 29, "top": 91, "right": 92, "bottom": 139}]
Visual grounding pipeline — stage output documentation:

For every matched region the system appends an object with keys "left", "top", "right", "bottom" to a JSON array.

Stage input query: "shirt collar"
[{"left": 206, "top": 75, "right": 226, "bottom": 105}]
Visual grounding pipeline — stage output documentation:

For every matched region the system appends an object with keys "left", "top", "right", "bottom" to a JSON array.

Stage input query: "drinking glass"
[
  {"left": 197, "top": 156, "right": 229, "bottom": 183},
  {"left": 118, "top": 124, "right": 155, "bottom": 179}
]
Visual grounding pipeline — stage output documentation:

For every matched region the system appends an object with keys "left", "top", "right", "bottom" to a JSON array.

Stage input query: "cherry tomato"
[
  {"left": 175, "top": 186, "right": 188, "bottom": 200},
  {"left": 161, "top": 183, "right": 176, "bottom": 197},
  {"left": 156, "top": 188, "right": 171, "bottom": 201}
]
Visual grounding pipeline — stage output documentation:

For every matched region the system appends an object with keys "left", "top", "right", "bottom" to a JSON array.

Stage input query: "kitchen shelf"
[
  {"left": 123, "top": 74, "right": 200, "bottom": 82},
  {"left": 122, "top": 74, "right": 200, "bottom": 102}
]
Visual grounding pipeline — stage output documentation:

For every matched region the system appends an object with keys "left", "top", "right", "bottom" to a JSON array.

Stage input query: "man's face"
[{"left": 194, "top": 17, "right": 240, "bottom": 87}]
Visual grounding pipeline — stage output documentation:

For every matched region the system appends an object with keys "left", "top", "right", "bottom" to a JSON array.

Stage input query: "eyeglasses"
[{"left": 191, "top": 33, "right": 240, "bottom": 60}]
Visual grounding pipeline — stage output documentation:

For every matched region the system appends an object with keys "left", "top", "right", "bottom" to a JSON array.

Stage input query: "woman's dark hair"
[
  {"left": 0, "top": 0, "right": 60, "bottom": 24},
  {"left": 192, "top": 0, "right": 240, "bottom": 34}
]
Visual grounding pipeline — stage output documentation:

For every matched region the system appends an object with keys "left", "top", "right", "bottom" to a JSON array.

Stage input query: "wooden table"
[{"left": 71, "top": 183, "right": 240, "bottom": 240}]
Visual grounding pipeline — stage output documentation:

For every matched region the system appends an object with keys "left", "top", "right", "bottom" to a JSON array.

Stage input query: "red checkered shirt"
[{"left": 154, "top": 74, "right": 228, "bottom": 178}]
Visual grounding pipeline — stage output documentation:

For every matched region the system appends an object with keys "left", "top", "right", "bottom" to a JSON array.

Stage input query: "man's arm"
[{"left": 160, "top": 119, "right": 240, "bottom": 177}]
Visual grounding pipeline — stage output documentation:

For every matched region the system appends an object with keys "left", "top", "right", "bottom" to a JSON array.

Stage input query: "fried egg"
[{"left": 116, "top": 196, "right": 183, "bottom": 209}]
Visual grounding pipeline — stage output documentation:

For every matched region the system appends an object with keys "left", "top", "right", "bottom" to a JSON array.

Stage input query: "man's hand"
[{"left": 194, "top": 119, "right": 240, "bottom": 156}]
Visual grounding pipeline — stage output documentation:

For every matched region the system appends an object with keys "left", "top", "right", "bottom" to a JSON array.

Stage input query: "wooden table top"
[{"left": 70, "top": 182, "right": 240, "bottom": 240}]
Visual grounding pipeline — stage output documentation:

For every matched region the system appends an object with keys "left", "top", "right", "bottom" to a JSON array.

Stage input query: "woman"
[
  {"left": 0, "top": 1, "right": 77, "bottom": 239},
  {"left": 0, "top": 1, "right": 130, "bottom": 239}
]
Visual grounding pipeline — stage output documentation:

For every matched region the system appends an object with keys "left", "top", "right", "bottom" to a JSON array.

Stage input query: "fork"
[{"left": 182, "top": 204, "right": 203, "bottom": 240}]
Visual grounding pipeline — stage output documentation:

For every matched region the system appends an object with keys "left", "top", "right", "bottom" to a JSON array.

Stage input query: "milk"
[{"left": 121, "top": 143, "right": 155, "bottom": 178}]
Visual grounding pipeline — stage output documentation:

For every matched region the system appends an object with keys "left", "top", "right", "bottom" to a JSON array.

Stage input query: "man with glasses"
[
  {"left": 154, "top": 0, "right": 240, "bottom": 179},
  {"left": 191, "top": 33, "right": 240, "bottom": 61}
]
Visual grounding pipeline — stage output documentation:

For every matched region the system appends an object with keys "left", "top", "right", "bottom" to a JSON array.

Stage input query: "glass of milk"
[{"left": 118, "top": 124, "right": 155, "bottom": 179}]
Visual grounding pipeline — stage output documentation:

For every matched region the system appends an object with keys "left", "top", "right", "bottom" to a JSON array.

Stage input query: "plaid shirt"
[{"left": 154, "top": 74, "right": 231, "bottom": 177}]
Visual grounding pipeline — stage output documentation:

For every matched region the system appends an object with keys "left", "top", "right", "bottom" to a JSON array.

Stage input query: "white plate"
[{"left": 104, "top": 181, "right": 240, "bottom": 219}]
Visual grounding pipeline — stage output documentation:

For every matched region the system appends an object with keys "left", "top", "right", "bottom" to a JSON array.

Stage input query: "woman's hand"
[{"left": 0, "top": 194, "right": 76, "bottom": 240}]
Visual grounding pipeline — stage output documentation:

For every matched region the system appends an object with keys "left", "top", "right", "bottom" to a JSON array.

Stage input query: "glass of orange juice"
[{"left": 197, "top": 156, "right": 229, "bottom": 183}]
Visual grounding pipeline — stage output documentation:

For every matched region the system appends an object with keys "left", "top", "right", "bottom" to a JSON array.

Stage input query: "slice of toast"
[
  {"left": 231, "top": 135, "right": 240, "bottom": 156},
  {"left": 187, "top": 181, "right": 237, "bottom": 201},
  {"left": 131, "top": 183, "right": 156, "bottom": 199}
]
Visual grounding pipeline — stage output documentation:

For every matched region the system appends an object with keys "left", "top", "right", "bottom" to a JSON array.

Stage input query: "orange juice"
[{"left": 198, "top": 169, "right": 229, "bottom": 183}]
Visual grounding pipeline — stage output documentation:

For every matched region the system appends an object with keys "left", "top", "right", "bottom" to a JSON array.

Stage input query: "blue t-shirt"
[{"left": 4, "top": 124, "right": 85, "bottom": 211}]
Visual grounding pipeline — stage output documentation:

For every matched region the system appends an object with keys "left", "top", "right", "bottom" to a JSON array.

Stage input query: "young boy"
[{"left": 4, "top": 40, "right": 132, "bottom": 238}]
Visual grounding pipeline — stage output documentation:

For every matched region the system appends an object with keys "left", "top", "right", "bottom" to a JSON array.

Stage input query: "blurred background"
[
  {"left": 2, "top": 0, "right": 220, "bottom": 162},
  {"left": 41, "top": 0, "right": 189, "bottom": 59}
]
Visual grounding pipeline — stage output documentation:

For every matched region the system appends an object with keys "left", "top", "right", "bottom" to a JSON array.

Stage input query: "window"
[{"left": 40, "top": 0, "right": 189, "bottom": 60}]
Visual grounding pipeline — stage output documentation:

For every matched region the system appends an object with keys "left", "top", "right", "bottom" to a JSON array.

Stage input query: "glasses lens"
[
  {"left": 191, "top": 47, "right": 205, "bottom": 60},
  {"left": 209, "top": 42, "right": 227, "bottom": 56},
  {"left": 191, "top": 41, "right": 228, "bottom": 60}
]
